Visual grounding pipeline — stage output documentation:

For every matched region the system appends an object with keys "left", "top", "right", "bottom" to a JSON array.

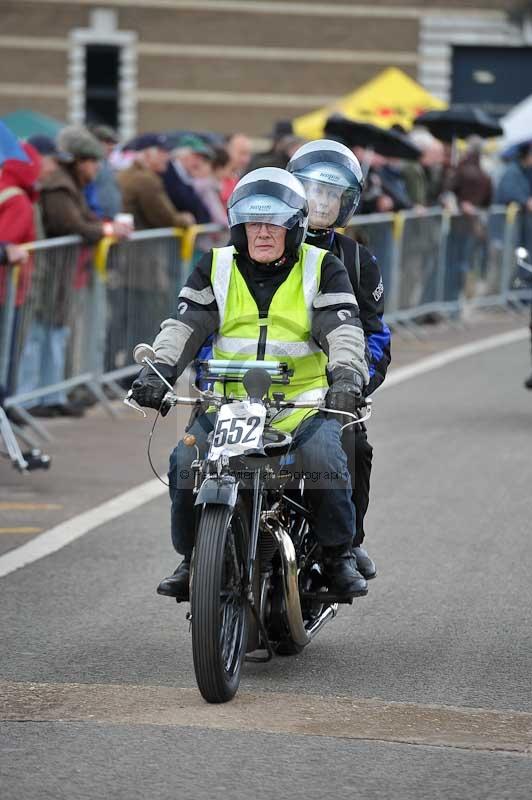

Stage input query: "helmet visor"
[
  {"left": 228, "top": 175, "right": 308, "bottom": 230},
  {"left": 288, "top": 145, "right": 364, "bottom": 228},
  {"left": 228, "top": 194, "right": 302, "bottom": 229},
  {"left": 295, "top": 162, "right": 352, "bottom": 189},
  {"left": 297, "top": 175, "right": 361, "bottom": 229}
]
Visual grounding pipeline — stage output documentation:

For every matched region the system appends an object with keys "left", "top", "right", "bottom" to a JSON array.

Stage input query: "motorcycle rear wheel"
[{"left": 191, "top": 503, "right": 250, "bottom": 703}]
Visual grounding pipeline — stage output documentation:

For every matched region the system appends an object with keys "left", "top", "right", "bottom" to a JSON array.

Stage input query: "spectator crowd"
[
  {"left": 1, "top": 116, "right": 532, "bottom": 418},
  {"left": 3, "top": 117, "right": 531, "bottom": 255}
]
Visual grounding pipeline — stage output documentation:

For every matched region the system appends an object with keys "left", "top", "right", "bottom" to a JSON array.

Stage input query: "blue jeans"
[
  {"left": 17, "top": 321, "right": 69, "bottom": 407},
  {"left": 168, "top": 412, "right": 355, "bottom": 556}
]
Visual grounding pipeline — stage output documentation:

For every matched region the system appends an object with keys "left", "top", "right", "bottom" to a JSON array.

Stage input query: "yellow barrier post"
[
  {"left": 501, "top": 203, "right": 521, "bottom": 299},
  {"left": 180, "top": 225, "right": 201, "bottom": 276},
  {"left": 388, "top": 211, "right": 405, "bottom": 314},
  {"left": 93, "top": 235, "right": 117, "bottom": 280}
]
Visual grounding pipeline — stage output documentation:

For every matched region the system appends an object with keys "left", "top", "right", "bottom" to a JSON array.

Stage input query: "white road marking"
[
  {"left": 0, "top": 327, "right": 528, "bottom": 579},
  {"left": 381, "top": 327, "right": 529, "bottom": 390},
  {"left": 0, "top": 480, "right": 166, "bottom": 578}
]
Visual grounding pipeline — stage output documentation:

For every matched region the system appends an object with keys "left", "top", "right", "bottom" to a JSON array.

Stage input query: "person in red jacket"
[
  {"left": 0, "top": 142, "right": 41, "bottom": 393},
  {"left": 0, "top": 141, "right": 41, "bottom": 305}
]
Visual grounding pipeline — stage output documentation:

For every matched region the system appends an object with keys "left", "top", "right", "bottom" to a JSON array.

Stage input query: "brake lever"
[{"left": 123, "top": 390, "right": 147, "bottom": 418}]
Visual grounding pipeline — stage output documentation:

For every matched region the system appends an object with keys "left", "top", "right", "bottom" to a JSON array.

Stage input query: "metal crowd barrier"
[
  {"left": 180, "top": 222, "right": 231, "bottom": 274},
  {"left": 101, "top": 228, "right": 184, "bottom": 382},
  {"left": 345, "top": 204, "right": 531, "bottom": 324},
  {"left": 345, "top": 211, "right": 396, "bottom": 297},
  {"left": 0, "top": 226, "right": 230, "bottom": 437},
  {"left": 1, "top": 236, "right": 90, "bottom": 419},
  {"left": 1, "top": 209, "right": 530, "bottom": 440}
]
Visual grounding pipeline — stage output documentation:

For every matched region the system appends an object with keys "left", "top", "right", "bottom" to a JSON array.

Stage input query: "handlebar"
[
  {"left": 123, "top": 352, "right": 372, "bottom": 425},
  {"left": 124, "top": 389, "right": 372, "bottom": 428}
]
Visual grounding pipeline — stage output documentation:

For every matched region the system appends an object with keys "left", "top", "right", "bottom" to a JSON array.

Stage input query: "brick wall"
[{"left": 0, "top": 0, "right": 523, "bottom": 136}]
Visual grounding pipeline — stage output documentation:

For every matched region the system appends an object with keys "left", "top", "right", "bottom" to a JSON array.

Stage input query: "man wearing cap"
[
  {"left": 163, "top": 133, "right": 213, "bottom": 224},
  {"left": 27, "top": 135, "right": 71, "bottom": 239},
  {"left": 38, "top": 126, "right": 130, "bottom": 243},
  {"left": 88, "top": 125, "right": 123, "bottom": 220},
  {"left": 117, "top": 133, "right": 195, "bottom": 230},
  {"left": 111, "top": 134, "right": 194, "bottom": 370},
  {"left": 27, "top": 135, "right": 68, "bottom": 183}
]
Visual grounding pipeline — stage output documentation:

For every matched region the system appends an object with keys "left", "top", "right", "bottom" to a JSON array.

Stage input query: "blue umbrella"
[{"left": 0, "top": 121, "right": 29, "bottom": 165}]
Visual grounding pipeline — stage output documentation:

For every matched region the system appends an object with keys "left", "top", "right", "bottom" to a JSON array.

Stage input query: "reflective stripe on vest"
[{"left": 211, "top": 244, "right": 329, "bottom": 432}]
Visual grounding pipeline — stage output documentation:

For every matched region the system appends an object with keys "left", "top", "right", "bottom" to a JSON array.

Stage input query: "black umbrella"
[
  {"left": 324, "top": 115, "right": 421, "bottom": 161},
  {"left": 413, "top": 107, "right": 503, "bottom": 142}
]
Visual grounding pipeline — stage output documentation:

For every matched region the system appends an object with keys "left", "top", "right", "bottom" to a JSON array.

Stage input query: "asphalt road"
[{"left": 1, "top": 330, "right": 531, "bottom": 799}]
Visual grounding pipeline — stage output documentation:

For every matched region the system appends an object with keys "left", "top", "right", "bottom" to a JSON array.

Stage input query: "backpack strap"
[
  {"left": 354, "top": 241, "right": 360, "bottom": 292},
  {"left": 336, "top": 237, "right": 360, "bottom": 293}
]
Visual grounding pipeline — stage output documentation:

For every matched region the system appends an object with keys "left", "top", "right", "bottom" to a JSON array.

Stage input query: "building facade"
[{"left": 0, "top": 0, "right": 530, "bottom": 140}]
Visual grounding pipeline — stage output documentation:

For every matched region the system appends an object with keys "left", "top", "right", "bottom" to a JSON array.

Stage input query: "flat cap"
[
  {"left": 90, "top": 124, "right": 119, "bottom": 144},
  {"left": 126, "top": 133, "right": 171, "bottom": 151},
  {"left": 177, "top": 133, "right": 214, "bottom": 158},
  {"left": 57, "top": 126, "right": 104, "bottom": 160}
]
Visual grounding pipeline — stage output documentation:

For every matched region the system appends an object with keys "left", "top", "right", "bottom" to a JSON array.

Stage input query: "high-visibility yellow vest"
[{"left": 211, "top": 244, "right": 329, "bottom": 431}]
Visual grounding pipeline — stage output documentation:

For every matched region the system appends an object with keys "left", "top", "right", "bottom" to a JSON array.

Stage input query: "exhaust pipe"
[
  {"left": 306, "top": 603, "right": 338, "bottom": 639},
  {"left": 267, "top": 522, "right": 338, "bottom": 648},
  {"left": 267, "top": 521, "right": 310, "bottom": 648}
]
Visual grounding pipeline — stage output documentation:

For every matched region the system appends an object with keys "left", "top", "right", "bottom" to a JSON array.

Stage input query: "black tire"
[
  {"left": 191, "top": 503, "right": 250, "bottom": 703},
  {"left": 275, "top": 639, "right": 304, "bottom": 656}
]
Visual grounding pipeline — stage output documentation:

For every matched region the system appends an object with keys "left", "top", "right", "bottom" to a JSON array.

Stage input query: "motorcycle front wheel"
[{"left": 191, "top": 502, "right": 250, "bottom": 703}]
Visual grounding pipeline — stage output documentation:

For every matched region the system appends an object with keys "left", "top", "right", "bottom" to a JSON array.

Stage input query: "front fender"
[{"left": 194, "top": 475, "right": 239, "bottom": 509}]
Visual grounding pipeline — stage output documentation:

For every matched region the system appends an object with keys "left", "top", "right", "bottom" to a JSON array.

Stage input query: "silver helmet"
[
  {"left": 227, "top": 167, "right": 309, "bottom": 252},
  {"left": 287, "top": 139, "right": 363, "bottom": 229}
]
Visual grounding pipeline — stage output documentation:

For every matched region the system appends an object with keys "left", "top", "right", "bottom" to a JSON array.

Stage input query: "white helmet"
[
  {"left": 287, "top": 139, "right": 364, "bottom": 229},
  {"left": 227, "top": 167, "right": 309, "bottom": 253}
]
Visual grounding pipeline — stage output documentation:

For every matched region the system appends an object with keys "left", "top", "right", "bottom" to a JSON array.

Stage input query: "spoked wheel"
[{"left": 191, "top": 503, "right": 250, "bottom": 703}]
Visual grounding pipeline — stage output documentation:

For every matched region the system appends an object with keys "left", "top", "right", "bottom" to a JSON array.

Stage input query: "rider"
[
  {"left": 287, "top": 139, "right": 391, "bottom": 580},
  {"left": 131, "top": 167, "right": 371, "bottom": 600}
]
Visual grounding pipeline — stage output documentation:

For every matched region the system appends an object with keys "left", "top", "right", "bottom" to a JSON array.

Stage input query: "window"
[
  {"left": 85, "top": 44, "right": 120, "bottom": 128},
  {"left": 69, "top": 11, "right": 136, "bottom": 140}
]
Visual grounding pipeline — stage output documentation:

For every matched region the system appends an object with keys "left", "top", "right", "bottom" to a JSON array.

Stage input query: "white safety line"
[
  {"left": 0, "top": 480, "right": 166, "bottom": 578},
  {"left": 0, "top": 327, "right": 528, "bottom": 579},
  {"left": 380, "top": 327, "right": 529, "bottom": 390}
]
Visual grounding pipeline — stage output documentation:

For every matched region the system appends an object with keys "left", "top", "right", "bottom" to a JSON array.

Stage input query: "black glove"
[
  {"left": 325, "top": 367, "right": 364, "bottom": 413},
  {"left": 130, "top": 363, "right": 178, "bottom": 410}
]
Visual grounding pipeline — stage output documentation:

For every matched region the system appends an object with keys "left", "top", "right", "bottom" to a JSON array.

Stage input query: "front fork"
[
  {"left": 192, "top": 462, "right": 273, "bottom": 659},
  {"left": 245, "top": 468, "right": 275, "bottom": 661}
]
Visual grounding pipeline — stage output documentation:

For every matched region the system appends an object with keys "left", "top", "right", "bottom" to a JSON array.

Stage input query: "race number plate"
[{"left": 209, "top": 401, "right": 266, "bottom": 460}]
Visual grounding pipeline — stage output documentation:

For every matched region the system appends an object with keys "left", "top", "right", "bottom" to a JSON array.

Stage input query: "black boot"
[
  {"left": 322, "top": 546, "right": 368, "bottom": 597},
  {"left": 353, "top": 546, "right": 377, "bottom": 580},
  {"left": 525, "top": 373, "right": 532, "bottom": 389},
  {"left": 157, "top": 557, "right": 191, "bottom": 599}
]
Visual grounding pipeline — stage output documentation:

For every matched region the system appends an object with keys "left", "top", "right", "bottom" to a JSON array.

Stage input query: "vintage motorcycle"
[{"left": 126, "top": 346, "right": 371, "bottom": 704}]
